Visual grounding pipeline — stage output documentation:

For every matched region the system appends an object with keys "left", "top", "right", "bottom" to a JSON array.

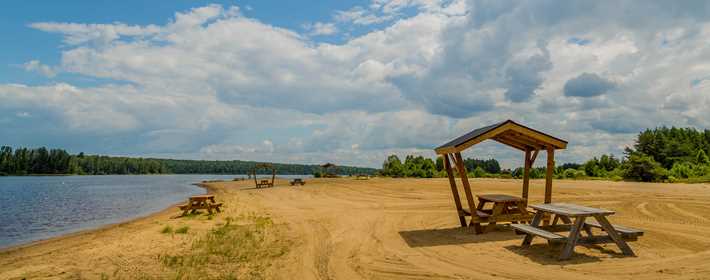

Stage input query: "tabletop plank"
[
  {"left": 530, "top": 203, "right": 614, "bottom": 217},
  {"left": 477, "top": 194, "right": 525, "bottom": 203}
]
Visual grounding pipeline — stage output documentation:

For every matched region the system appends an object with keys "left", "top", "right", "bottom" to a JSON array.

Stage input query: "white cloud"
[
  {"left": 22, "top": 60, "right": 58, "bottom": 77},
  {"left": 2, "top": 1, "right": 710, "bottom": 167},
  {"left": 303, "top": 22, "right": 338, "bottom": 36}
]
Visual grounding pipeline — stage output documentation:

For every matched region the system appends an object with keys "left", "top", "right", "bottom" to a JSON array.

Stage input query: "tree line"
[
  {"left": 380, "top": 126, "right": 710, "bottom": 183},
  {"left": 159, "top": 159, "right": 376, "bottom": 176},
  {"left": 0, "top": 146, "right": 377, "bottom": 176}
]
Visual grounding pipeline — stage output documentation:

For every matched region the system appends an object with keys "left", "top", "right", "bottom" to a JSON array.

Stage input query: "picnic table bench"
[
  {"left": 470, "top": 194, "right": 532, "bottom": 233},
  {"left": 511, "top": 203, "right": 643, "bottom": 260},
  {"left": 178, "top": 194, "right": 222, "bottom": 216},
  {"left": 256, "top": 179, "right": 273, "bottom": 188},
  {"left": 290, "top": 178, "right": 305, "bottom": 186}
]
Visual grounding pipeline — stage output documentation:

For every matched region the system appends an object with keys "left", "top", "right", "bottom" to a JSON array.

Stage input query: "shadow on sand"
[
  {"left": 399, "top": 225, "right": 520, "bottom": 247},
  {"left": 504, "top": 242, "right": 629, "bottom": 265}
]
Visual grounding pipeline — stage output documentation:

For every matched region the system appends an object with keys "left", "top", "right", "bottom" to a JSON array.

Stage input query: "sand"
[{"left": 2, "top": 178, "right": 710, "bottom": 279}]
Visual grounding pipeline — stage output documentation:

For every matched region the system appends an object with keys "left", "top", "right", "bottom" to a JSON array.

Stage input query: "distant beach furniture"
[
  {"left": 434, "top": 120, "right": 568, "bottom": 234},
  {"left": 355, "top": 174, "right": 369, "bottom": 180},
  {"left": 320, "top": 163, "right": 339, "bottom": 178},
  {"left": 252, "top": 163, "right": 276, "bottom": 188},
  {"left": 178, "top": 194, "right": 222, "bottom": 216},
  {"left": 289, "top": 178, "right": 305, "bottom": 186}
]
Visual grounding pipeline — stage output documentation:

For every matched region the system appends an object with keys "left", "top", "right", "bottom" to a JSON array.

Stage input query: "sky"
[{"left": 1, "top": 0, "right": 710, "bottom": 168}]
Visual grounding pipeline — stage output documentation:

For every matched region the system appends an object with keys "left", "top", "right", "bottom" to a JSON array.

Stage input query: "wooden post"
[
  {"left": 444, "top": 154, "right": 467, "bottom": 227},
  {"left": 454, "top": 152, "right": 480, "bottom": 232},
  {"left": 545, "top": 146, "right": 554, "bottom": 204},
  {"left": 522, "top": 149, "right": 531, "bottom": 203}
]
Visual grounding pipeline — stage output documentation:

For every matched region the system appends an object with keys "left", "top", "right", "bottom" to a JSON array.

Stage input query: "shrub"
[
  {"left": 175, "top": 226, "right": 189, "bottom": 234},
  {"left": 161, "top": 225, "right": 173, "bottom": 234},
  {"left": 670, "top": 162, "right": 695, "bottom": 179},
  {"left": 621, "top": 153, "right": 668, "bottom": 182},
  {"left": 470, "top": 167, "right": 487, "bottom": 178}
]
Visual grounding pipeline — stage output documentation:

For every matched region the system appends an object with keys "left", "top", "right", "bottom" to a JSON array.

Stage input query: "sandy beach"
[{"left": 2, "top": 178, "right": 710, "bottom": 279}]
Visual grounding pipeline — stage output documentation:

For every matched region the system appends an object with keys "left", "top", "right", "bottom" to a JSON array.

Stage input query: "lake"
[{"left": 0, "top": 174, "right": 308, "bottom": 249}]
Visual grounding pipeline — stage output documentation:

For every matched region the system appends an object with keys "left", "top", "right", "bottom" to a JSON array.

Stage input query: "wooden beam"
[
  {"left": 493, "top": 137, "right": 528, "bottom": 151},
  {"left": 454, "top": 152, "right": 479, "bottom": 232},
  {"left": 530, "top": 149, "right": 539, "bottom": 164},
  {"left": 522, "top": 149, "right": 531, "bottom": 202},
  {"left": 506, "top": 131, "right": 548, "bottom": 149},
  {"left": 501, "top": 135, "right": 543, "bottom": 150},
  {"left": 444, "top": 154, "right": 467, "bottom": 227},
  {"left": 545, "top": 146, "right": 555, "bottom": 204},
  {"left": 494, "top": 135, "right": 533, "bottom": 151},
  {"left": 508, "top": 125, "right": 567, "bottom": 149}
]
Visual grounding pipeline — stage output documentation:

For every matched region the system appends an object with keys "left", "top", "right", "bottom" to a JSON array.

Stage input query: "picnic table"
[
  {"left": 289, "top": 178, "right": 305, "bottom": 186},
  {"left": 474, "top": 194, "right": 532, "bottom": 233},
  {"left": 178, "top": 194, "right": 223, "bottom": 216},
  {"left": 511, "top": 203, "right": 643, "bottom": 260},
  {"left": 256, "top": 179, "right": 273, "bottom": 188}
]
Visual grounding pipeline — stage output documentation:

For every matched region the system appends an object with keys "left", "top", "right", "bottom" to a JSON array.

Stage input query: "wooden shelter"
[
  {"left": 252, "top": 163, "right": 276, "bottom": 188},
  {"left": 320, "top": 163, "right": 339, "bottom": 178},
  {"left": 434, "top": 120, "right": 567, "bottom": 233}
]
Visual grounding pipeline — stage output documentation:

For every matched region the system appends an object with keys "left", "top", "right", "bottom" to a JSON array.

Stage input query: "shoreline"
[
  {"left": 0, "top": 181, "right": 214, "bottom": 254},
  {"left": 2, "top": 178, "right": 710, "bottom": 279}
]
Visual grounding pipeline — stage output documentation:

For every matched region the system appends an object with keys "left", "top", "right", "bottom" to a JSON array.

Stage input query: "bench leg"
[
  {"left": 485, "top": 203, "right": 505, "bottom": 233},
  {"left": 522, "top": 211, "right": 544, "bottom": 246},
  {"left": 559, "top": 216, "right": 585, "bottom": 260},
  {"left": 472, "top": 222, "right": 483, "bottom": 234},
  {"left": 594, "top": 215, "right": 635, "bottom": 256},
  {"left": 583, "top": 224, "right": 594, "bottom": 237}
]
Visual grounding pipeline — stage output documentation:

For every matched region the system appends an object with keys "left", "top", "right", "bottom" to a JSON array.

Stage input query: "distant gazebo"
[
  {"left": 251, "top": 163, "right": 276, "bottom": 188},
  {"left": 434, "top": 120, "right": 567, "bottom": 233},
  {"left": 320, "top": 163, "right": 339, "bottom": 178}
]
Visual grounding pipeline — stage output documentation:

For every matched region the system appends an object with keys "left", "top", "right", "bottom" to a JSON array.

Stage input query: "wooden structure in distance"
[
  {"left": 434, "top": 120, "right": 567, "bottom": 232},
  {"left": 320, "top": 163, "right": 339, "bottom": 178},
  {"left": 252, "top": 163, "right": 276, "bottom": 188}
]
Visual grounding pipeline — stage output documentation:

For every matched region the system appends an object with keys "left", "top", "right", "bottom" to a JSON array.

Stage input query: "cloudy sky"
[{"left": 1, "top": 0, "right": 709, "bottom": 168}]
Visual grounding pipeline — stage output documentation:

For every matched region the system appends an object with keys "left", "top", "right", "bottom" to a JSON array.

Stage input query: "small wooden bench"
[
  {"left": 209, "top": 203, "right": 223, "bottom": 212},
  {"left": 290, "top": 178, "right": 305, "bottom": 186},
  {"left": 584, "top": 221, "right": 644, "bottom": 239},
  {"left": 511, "top": 224, "right": 567, "bottom": 244},
  {"left": 256, "top": 179, "right": 273, "bottom": 188},
  {"left": 460, "top": 209, "right": 491, "bottom": 218}
]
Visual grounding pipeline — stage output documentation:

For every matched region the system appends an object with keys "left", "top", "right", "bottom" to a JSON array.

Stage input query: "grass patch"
[
  {"left": 161, "top": 225, "right": 173, "bottom": 234},
  {"left": 175, "top": 226, "right": 189, "bottom": 234},
  {"left": 158, "top": 214, "right": 290, "bottom": 279}
]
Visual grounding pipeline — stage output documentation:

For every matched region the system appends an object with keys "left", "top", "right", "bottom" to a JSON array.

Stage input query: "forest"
[
  {"left": 0, "top": 146, "right": 376, "bottom": 176},
  {"left": 381, "top": 126, "right": 710, "bottom": 183}
]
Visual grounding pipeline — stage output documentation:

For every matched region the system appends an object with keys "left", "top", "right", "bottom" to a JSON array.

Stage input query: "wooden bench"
[
  {"left": 290, "top": 178, "right": 305, "bottom": 186},
  {"left": 511, "top": 224, "right": 567, "bottom": 244},
  {"left": 256, "top": 180, "right": 273, "bottom": 188},
  {"left": 209, "top": 203, "right": 223, "bottom": 212},
  {"left": 584, "top": 221, "right": 644, "bottom": 239},
  {"left": 460, "top": 209, "right": 491, "bottom": 218}
]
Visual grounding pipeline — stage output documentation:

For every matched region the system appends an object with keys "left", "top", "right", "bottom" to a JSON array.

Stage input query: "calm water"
[{"left": 0, "top": 174, "right": 306, "bottom": 249}]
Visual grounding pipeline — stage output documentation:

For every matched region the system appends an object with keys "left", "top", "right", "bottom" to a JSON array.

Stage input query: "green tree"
[
  {"left": 621, "top": 153, "right": 668, "bottom": 182},
  {"left": 382, "top": 155, "right": 404, "bottom": 177},
  {"left": 696, "top": 150, "right": 709, "bottom": 164}
]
